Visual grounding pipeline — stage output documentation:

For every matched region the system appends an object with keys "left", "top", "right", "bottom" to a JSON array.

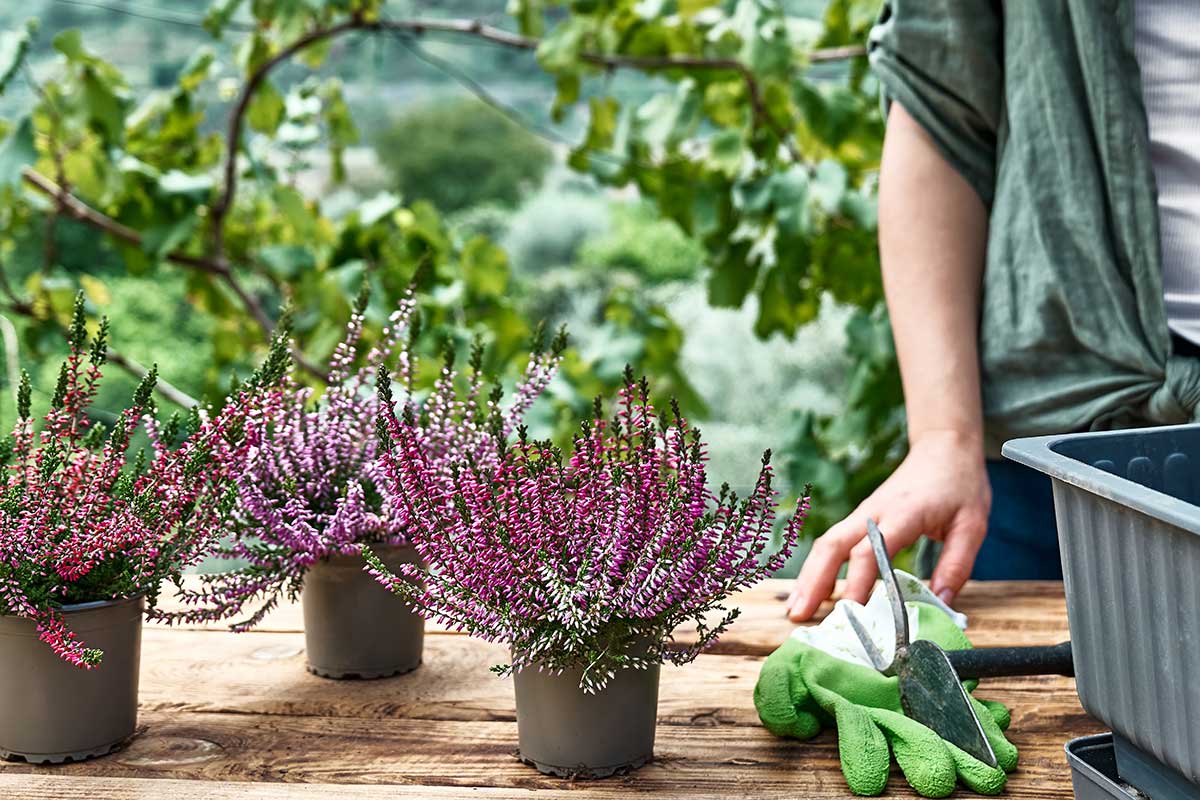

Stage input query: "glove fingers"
[
  {"left": 832, "top": 701, "right": 891, "bottom": 796},
  {"left": 946, "top": 742, "right": 1008, "bottom": 795},
  {"left": 970, "top": 696, "right": 1018, "bottom": 772},
  {"left": 753, "top": 654, "right": 821, "bottom": 740},
  {"left": 869, "top": 708, "right": 958, "bottom": 798},
  {"left": 976, "top": 697, "right": 1012, "bottom": 731}
]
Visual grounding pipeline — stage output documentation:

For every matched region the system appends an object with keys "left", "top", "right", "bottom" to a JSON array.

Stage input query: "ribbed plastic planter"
[
  {"left": 0, "top": 596, "right": 143, "bottom": 763},
  {"left": 513, "top": 660, "right": 660, "bottom": 778},
  {"left": 1005, "top": 423, "right": 1200, "bottom": 797},
  {"left": 301, "top": 544, "right": 424, "bottom": 679}
]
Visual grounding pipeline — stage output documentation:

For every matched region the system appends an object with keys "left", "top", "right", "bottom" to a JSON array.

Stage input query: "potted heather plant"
[
  {"left": 367, "top": 370, "right": 810, "bottom": 778},
  {"left": 160, "top": 290, "right": 564, "bottom": 679},
  {"left": 0, "top": 295, "right": 287, "bottom": 763}
]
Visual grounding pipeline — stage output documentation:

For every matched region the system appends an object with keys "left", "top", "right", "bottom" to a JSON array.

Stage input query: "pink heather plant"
[
  {"left": 366, "top": 369, "right": 811, "bottom": 692},
  {"left": 0, "top": 294, "right": 289, "bottom": 667},
  {"left": 159, "top": 289, "right": 565, "bottom": 631}
]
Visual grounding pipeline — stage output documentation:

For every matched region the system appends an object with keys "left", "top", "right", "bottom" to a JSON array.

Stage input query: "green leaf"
[
  {"left": 536, "top": 16, "right": 587, "bottom": 73},
  {"left": 709, "top": 129, "right": 744, "bottom": 178},
  {"left": 52, "top": 29, "right": 85, "bottom": 61},
  {"left": 246, "top": 80, "right": 285, "bottom": 134},
  {"left": 204, "top": 0, "right": 245, "bottom": 38},
  {"left": 142, "top": 215, "right": 199, "bottom": 259},
  {"left": 0, "top": 21, "right": 35, "bottom": 97},
  {"left": 810, "top": 159, "right": 847, "bottom": 213},
  {"left": 771, "top": 166, "right": 811, "bottom": 236},
  {"left": 508, "top": 0, "right": 544, "bottom": 36},
  {"left": 257, "top": 244, "right": 315, "bottom": 279},
  {"left": 178, "top": 48, "right": 216, "bottom": 92},
  {"left": 706, "top": 251, "right": 758, "bottom": 307},
  {"left": 358, "top": 191, "right": 401, "bottom": 227},
  {"left": 461, "top": 236, "right": 510, "bottom": 299},
  {"left": 158, "top": 170, "right": 214, "bottom": 202},
  {"left": 0, "top": 115, "right": 35, "bottom": 190},
  {"left": 82, "top": 66, "right": 130, "bottom": 145}
]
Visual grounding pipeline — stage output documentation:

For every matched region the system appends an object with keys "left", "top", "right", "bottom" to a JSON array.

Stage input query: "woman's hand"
[{"left": 785, "top": 429, "right": 991, "bottom": 621}]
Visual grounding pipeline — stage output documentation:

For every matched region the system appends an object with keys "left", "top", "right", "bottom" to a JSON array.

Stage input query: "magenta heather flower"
[
  {"left": 366, "top": 370, "right": 810, "bottom": 692},
  {"left": 0, "top": 294, "right": 288, "bottom": 667},
  {"left": 160, "top": 290, "right": 565, "bottom": 630}
]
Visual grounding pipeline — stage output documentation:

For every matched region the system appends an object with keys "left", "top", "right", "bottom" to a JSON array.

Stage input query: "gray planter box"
[{"left": 1005, "top": 424, "right": 1200, "bottom": 794}]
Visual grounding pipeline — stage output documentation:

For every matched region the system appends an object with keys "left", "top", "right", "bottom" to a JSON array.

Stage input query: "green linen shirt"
[{"left": 869, "top": 0, "right": 1200, "bottom": 456}]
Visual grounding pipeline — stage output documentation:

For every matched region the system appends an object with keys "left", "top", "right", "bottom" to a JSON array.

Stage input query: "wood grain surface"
[{"left": 0, "top": 579, "right": 1100, "bottom": 798}]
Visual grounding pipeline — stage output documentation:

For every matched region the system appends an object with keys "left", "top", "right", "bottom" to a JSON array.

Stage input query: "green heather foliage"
[{"left": 374, "top": 98, "right": 554, "bottom": 213}]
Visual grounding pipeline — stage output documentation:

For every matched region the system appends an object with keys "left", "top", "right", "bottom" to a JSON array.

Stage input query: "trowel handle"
[{"left": 947, "top": 641, "right": 1074, "bottom": 678}]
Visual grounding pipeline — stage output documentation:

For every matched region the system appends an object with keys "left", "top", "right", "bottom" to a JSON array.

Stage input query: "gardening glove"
[{"left": 755, "top": 572, "right": 1018, "bottom": 798}]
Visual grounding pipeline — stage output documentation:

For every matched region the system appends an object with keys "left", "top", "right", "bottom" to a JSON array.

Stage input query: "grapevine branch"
[
  {"left": 19, "top": 12, "right": 865, "bottom": 386},
  {"left": 210, "top": 15, "right": 863, "bottom": 261},
  {"left": 0, "top": 296, "right": 201, "bottom": 409},
  {"left": 18, "top": 169, "right": 329, "bottom": 381}
]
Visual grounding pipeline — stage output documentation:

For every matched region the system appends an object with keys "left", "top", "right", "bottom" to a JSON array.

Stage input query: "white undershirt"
[{"left": 1134, "top": 1, "right": 1200, "bottom": 344}]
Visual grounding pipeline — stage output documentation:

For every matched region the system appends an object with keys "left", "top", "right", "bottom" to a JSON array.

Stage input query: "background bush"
[{"left": 373, "top": 98, "right": 555, "bottom": 213}]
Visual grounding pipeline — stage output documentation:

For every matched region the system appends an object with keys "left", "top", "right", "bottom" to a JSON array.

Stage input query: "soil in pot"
[
  {"left": 301, "top": 543, "right": 424, "bottom": 679},
  {"left": 0, "top": 596, "right": 143, "bottom": 764},
  {"left": 513, "top": 659, "right": 660, "bottom": 778}
]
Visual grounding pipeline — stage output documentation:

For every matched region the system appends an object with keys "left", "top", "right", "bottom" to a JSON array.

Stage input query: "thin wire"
[
  {"left": 388, "top": 31, "right": 687, "bottom": 172},
  {"left": 389, "top": 31, "right": 575, "bottom": 149},
  {"left": 50, "top": 0, "right": 255, "bottom": 32}
]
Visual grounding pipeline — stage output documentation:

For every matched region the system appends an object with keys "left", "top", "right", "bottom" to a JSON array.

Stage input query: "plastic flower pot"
[
  {"left": 301, "top": 543, "right": 424, "bottom": 679},
  {"left": 513, "top": 659, "right": 660, "bottom": 778},
  {"left": 0, "top": 596, "right": 143, "bottom": 763}
]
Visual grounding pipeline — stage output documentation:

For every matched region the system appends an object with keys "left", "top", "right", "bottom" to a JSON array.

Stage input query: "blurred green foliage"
[
  {"left": 0, "top": 0, "right": 904, "bottom": 548},
  {"left": 579, "top": 203, "right": 705, "bottom": 285},
  {"left": 374, "top": 98, "right": 554, "bottom": 213}
]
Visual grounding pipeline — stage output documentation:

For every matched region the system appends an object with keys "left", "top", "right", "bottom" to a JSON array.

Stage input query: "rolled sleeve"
[{"left": 868, "top": 0, "right": 1003, "bottom": 206}]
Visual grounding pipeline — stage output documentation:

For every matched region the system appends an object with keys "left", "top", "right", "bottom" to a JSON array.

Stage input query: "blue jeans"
[{"left": 971, "top": 459, "right": 1063, "bottom": 580}]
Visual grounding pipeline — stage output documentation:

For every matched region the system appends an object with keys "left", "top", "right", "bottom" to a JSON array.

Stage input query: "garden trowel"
[{"left": 845, "top": 519, "right": 1074, "bottom": 768}]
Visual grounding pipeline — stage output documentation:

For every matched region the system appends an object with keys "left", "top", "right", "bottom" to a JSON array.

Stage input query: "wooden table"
[{"left": 0, "top": 579, "right": 1100, "bottom": 799}]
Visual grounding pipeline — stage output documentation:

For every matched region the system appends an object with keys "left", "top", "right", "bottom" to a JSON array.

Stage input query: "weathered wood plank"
[
  {"left": 154, "top": 577, "right": 1073, "bottom": 655},
  {"left": 0, "top": 775, "right": 585, "bottom": 799},
  {"left": 135, "top": 628, "right": 761, "bottom": 726},
  {"left": 0, "top": 706, "right": 1098, "bottom": 798},
  {"left": 0, "top": 581, "right": 1093, "bottom": 798}
]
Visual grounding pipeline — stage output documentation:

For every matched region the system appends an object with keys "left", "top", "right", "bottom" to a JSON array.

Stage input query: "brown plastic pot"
[
  {"left": 301, "top": 543, "right": 424, "bottom": 679},
  {"left": 0, "top": 596, "right": 143, "bottom": 763},
  {"left": 513, "top": 659, "right": 660, "bottom": 778}
]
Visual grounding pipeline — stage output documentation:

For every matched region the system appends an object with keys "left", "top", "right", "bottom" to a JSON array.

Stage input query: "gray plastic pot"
[
  {"left": 0, "top": 596, "right": 143, "bottom": 763},
  {"left": 513, "top": 659, "right": 660, "bottom": 778},
  {"left": 301, "top": 543, "right": 424, "bottom": 679}
]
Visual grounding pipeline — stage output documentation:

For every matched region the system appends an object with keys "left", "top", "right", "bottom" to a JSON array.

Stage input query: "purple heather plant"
[
  {"left": 0, "top": 294, "right": 289, "bottom": 666},
  {"left": 157, "top": 289, "right": 565, "bottom": 631},
  {"left": 365, "top": 369, "right": 811, "bottom": 692}
]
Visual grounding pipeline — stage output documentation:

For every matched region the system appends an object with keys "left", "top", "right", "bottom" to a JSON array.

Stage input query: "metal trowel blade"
[{"left": 897, "top": 639, "right": 998, "bottom": 768}]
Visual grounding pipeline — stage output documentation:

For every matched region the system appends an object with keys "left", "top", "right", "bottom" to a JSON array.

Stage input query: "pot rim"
[
  {"left": 0, "top": 594, "right": 144, "bottom": 620},
  {"left": 59, "top": 595, "right": 145, "bottom": 613}
]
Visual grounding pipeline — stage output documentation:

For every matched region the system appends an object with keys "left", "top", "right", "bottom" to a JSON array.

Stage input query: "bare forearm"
[
  {"left": 787, "top": 104, "right": 993, "bottom": 620},
  {"left": 879, "top": 104, "right": 988, "bottom": 448}
]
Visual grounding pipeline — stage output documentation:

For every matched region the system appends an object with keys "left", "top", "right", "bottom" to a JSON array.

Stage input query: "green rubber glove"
[{"left": 755, "top": 603, "right": 1019, "bottom": 798}]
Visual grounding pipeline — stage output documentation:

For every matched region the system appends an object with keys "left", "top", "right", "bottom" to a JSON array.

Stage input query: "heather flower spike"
[
  {"left": 367, "top": 370, "right": 811, "bottom": 693},
  {"left": 158, "top": 288, "right": 565, "bottom": 631},
  {"left": 0, "top": 293, "right": 288, "bottom": 666}
]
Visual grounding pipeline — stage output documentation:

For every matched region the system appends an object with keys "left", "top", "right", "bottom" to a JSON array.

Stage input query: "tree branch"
[
  {"left": 19, "top": 168, "right": 329, "bottom": 381},
  {"left": 211, "top": 15, "right": 862, "bottom": 257},
  {"left": 372, "top": 18, "right": 863, "bottom": 161},
  {"left": 209, "top": 18, "right": 366, "bottom": 263},
  {"left": 104, "top": 349, "right": 200, "bottom": 409},
  {"left": 21, "top": 168, "right": 224, "bottom": 275},
  {"left": 1, "top": 298, "right": 200, "bottom": 409}
]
